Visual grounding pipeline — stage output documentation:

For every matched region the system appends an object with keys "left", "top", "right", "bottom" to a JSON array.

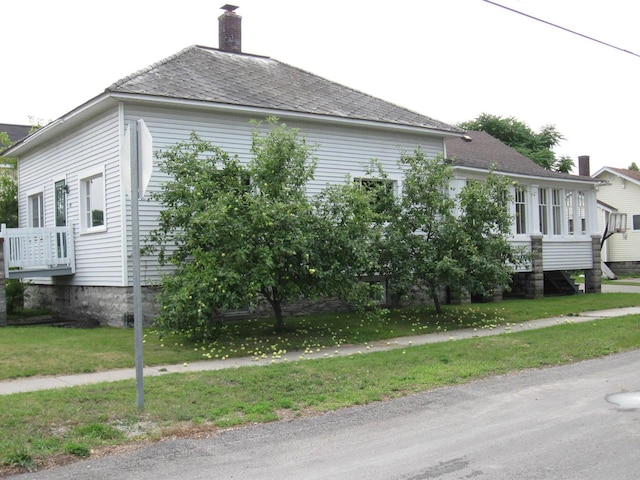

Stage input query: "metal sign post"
[{"left": 130, "top": 120, "right": 144, "bottom": 410}]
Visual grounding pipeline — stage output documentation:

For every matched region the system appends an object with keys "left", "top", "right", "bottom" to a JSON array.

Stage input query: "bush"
[{"left": 5, "top": 279, "right": 27, "bottom": 315}]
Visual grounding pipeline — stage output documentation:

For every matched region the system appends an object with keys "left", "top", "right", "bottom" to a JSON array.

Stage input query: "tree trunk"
[
  {"left": 431, "top": 292, "right": 442, "bottom": 315},
  {"left": 262, "top": 287, "right": 286, "bottom": 332},
  {"left": 272, "top": 300, "right": 285, "bottom": 332}
]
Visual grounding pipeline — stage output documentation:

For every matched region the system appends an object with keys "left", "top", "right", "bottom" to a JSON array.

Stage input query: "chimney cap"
[{"left": 221, "top": 4, "right": 239, "bottom": 12}]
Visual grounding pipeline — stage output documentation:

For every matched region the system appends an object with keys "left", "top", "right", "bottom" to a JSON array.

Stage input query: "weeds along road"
[{"left": 18, "top": 349, "right": 640, "bottom": 480}]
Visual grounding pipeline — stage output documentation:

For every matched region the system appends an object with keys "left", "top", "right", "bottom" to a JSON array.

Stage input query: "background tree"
[
  {"left": 380, "top": 150, "right": 526, "bottom": 313},
  {"left": 628, "top": 162, "right": 639, "bottom": 172},
  {"left": 0, "top": 132, "right": 18, "bottom": 227},
  {"left": 147, "top": 119, "right": 381, "bottom": 337},
  {"left": 458, "top": 113, "right": 574, "bottom": 173}
]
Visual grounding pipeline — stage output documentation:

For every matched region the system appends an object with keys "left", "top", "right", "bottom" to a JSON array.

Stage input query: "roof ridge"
[{"left": 106, "top": 45, "right": 199, "bottom": 91}]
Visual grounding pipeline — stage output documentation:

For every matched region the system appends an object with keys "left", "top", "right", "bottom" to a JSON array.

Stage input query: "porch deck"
[{"left": 1, "top": 225, "right": 75, "bottom": 279}]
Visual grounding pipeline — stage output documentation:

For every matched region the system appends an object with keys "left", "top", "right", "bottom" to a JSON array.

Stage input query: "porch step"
[{"left": 544, "top": 271, "right": 580, "bottom": 295}]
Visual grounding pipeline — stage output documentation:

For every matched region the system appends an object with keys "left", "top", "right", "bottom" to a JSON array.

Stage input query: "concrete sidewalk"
[{"left": 2, "top": 306, "right": 640, "bottom": 396}]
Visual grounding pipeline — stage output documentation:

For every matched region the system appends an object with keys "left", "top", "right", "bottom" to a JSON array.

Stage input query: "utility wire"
[{"left": 481, "top": 0, "right": 640, "bottom": 59}]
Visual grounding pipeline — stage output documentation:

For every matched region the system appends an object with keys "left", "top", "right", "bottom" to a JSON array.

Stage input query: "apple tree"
[
  {"left": 380, "top": 149, "right": 526, "bottom": 313},
  {"left": 147, "top": 119, "right": 381, "bottom": 337}
]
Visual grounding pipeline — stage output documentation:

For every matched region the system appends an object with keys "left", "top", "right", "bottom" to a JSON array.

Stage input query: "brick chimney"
[
  {"left": 219, "top": 4, "right": 242, "bottom": 53},
  {"left": 578, "top": 155, "right": 590, "bottom": 177}
]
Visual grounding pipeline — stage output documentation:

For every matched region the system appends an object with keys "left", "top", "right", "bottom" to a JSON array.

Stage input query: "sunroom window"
[{"left": 514, "top": 187, "right": 526, "bottom": 234}]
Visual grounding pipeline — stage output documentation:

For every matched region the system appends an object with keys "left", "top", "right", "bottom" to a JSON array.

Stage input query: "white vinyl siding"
[
  {"left": 542, "top": 239, "right": 594, "bottom": 270},
  {"left": 17, "top": 110, "right": 123, "bottom": 286}
]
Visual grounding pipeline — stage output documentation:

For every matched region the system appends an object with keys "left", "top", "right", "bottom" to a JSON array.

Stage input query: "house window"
[
  {"left": 538, "top": 188, "right": 548, "bottom": 235},
  {"left": 633, "top": 214, "right": 640, "bottom": 231},
  {"left": 578, "top": 191, "right": 586, "bottom": 234},
  {"left": 28, "top": 192, "right": 44, "bottom": 227},
  {"left": 514, "top": 187, "right": 526, "bottom": 234},
  {"left": 551, "top": 189, "right": 562, "bottom": 235},
  {"left": 80, "top": 169, "right": 105, "bottom": 233},
  {"left": 566, "top": 191, "right": 586, "bottom": 235},
  {"left": 566, "top": 192, "right": 574, "bottom": 234},
  {"left": 355, "top": 178, "right": 396, "bottom": 218}
]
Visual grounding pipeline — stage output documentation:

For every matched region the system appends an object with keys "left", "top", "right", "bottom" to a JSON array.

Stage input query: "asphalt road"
[{"left": 19, "top": 349, "right": 640, "bottom": 480}]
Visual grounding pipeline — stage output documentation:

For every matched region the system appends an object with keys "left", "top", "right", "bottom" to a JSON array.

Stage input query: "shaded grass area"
[
  {"left": 1, "top": 293, "right": 639, "bottom": 381},
  {"left": 2, "top": 314, "right": 640, "bottom": 474}
]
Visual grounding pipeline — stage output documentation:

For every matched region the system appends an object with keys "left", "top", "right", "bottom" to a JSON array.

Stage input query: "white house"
[
  {"left": 592, "top": 166, "right": 640, "bottom": 276},
  {"left": 0, "top": 6, "right": 601, "bottom": 326}
]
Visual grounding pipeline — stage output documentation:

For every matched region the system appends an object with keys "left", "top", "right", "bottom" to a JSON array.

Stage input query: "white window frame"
[
  {"left": 632, "top": 214, "right": 640, "bottom": 231},
  {"left": 551, "top": 188, "right": 562, "bottom": 235},
  {"left": 78, "top": 166, "right": 107, "bottom": 234},
  {"left": 26, "top": 188, "right": 45, "bottom": 228},
  {"left": 538, "top": 187, "right": 549, "bottom": 235},
  {"left": 514, "top": 186, "right": 527, "bottom": 235}
]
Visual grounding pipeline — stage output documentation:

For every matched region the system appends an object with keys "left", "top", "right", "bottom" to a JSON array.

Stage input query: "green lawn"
[{"left": 1, "top": 293, "right": 640, "bottom": 381}]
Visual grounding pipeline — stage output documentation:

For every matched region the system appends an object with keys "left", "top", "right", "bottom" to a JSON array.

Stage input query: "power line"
[{"left": 481, "top": 0, "right": 640, "bottom": 59}]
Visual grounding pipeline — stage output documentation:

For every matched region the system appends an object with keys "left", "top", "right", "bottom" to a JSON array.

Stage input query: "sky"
[{"left": 3, "top": 0, "right": 639, "bottom": 174}]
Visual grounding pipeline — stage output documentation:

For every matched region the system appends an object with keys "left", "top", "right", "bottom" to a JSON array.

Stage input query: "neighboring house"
[
  {"left": 1, "top": 7, "right": 601, "bottom": 326},
  {"left": 0, "top": 123, "right": 31, "bottom": 144},
  {"left": 445, "top": 131, "right": 601, "bottom": 296},
  {"left": 592, "top": 166, "right": 640, "bottom": 275}
]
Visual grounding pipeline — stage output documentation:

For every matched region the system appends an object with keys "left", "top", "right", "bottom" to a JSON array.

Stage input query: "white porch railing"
[{"left": 1, "top": 224, "right": 75, "bottom": 278}]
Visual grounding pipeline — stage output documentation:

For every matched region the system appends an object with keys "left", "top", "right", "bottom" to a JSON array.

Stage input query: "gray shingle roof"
[
  {"left": 446, "top": 130, "right": 594, "bottom": 181},
  {"left": 0, "top": 123, "right": 31, "bottom": 143},
  {"left": 107, "top": 45, "right": 461, "bottom": 133},
  {"left": 608, "top": 167, "right": 640, "bottom": 184}
]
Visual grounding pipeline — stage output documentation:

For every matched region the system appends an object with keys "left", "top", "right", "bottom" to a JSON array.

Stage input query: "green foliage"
[
  {"left": 458, "top": 113, "right": 574, "bottom": 173},
  {"left": 147, "top": 118, "right": 381, "bottom": 336},
  {"left": 629, "top": 162, "right": 639, "bottom": 172},
  {"left": 0, "top": 131, "right": 18, "bottom": 228},
  {"left": 0, "top": 173, "right": 18, "bottom": 227},
  {"left": 3, "top": 447, "right": 36, "bottom": 472},
  {"left": 63, "top": 443, "right": 90, "bottom": 457},
  {"left": 381, "top": 149, "right": 528, "bottom": 312},
  {"left": 73, "top": 423, "right": 123, "bottom": 441},
  {"left": 5, "top": 279, "right": 27, "bottom": 314}
]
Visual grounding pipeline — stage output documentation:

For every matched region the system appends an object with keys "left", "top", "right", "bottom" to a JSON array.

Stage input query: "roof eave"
[
  {"left": 3, "top": 92, "right": 116, "bottom": 157},
  {"left": 593, "top": 166, "right": 640, "bottom": 187},
  {"left": 452, "top": 165, "right": 600, "bottom": 187},
  {"left": 108, "top": 92, "right": 462, "bottom": 137},
  {"left": 5, "top": 90, "right": 460, "bottom": 157}
]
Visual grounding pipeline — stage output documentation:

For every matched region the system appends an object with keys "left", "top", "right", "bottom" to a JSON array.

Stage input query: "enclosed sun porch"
[{"left": 0, "top": 225, "right": 75, "bottom": 279}]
